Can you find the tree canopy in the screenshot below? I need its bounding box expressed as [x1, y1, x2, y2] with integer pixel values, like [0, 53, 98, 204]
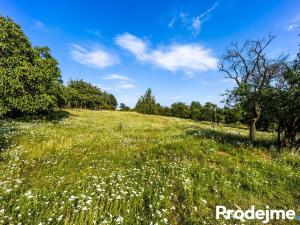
[65, 80, 117, 110]
[135, 88, 158, 114]
[219, 34, 285, 141]
[0, 16, 65, 117]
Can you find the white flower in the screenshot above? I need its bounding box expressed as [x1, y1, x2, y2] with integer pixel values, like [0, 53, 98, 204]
[116, 195, 121, 200]
[69, 195, 77, 201]
[115, 215, 124, 224]
[5, 188, 12, 193]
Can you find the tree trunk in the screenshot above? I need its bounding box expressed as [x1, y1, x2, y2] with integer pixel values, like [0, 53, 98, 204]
[249, 102, 261, 142]
[277, 124, 281, 149]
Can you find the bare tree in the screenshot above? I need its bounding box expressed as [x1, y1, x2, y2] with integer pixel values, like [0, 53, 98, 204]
[219, 34, 284, 142]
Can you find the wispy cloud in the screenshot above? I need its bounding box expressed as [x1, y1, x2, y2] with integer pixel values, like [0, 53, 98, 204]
[33, 20, 48, 32]
[168, 17, 176, 28]
[168, 1, 218, 35]
[70, 44, 119, 69]
[115, 33, 150, 61]
[102, 73, 135, 90]
[117, 81, 135, 89]
[199, 1, 219, 19]
[115, 33, 217, 75]
[285, 13, 300, 31]
[103, 73, 132, 81]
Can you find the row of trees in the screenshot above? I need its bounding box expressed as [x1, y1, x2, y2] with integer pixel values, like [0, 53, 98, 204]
[130, 35, 299, 149]
[66, 80, 117, 110]
[130, 88, 245, 124]
[0, 16, 117, 118]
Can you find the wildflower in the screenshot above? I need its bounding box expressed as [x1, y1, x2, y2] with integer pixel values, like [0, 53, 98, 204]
[5, 188, 12, 193]
[69, 195, 77, 201]
[57, 215, 63, 221]
[115, 215, 123, 224]
[116, 195, 121, 200]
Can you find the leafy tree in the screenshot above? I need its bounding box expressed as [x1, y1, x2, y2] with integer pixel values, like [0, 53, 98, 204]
[219, 34, 285, 141]
[0, 16, 64, 117]
[65, 79, 117, 110]
[262, 54, 300, 149]
[119, 103, 130, 111]
[189, 101, 202, 120]
[223, 105, 244, 124]
[158, 106, 172, 117]
[135, 88, 158, 114]
[201, 102, 217, 122]
[170, 102, 190, 119]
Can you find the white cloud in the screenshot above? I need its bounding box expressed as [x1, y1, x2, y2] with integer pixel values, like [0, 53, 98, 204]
[103, 73, 132, 81]
[285, 13, 300, 31]
[115, 33, 149, 61]
[117, 81, 135, 89]
[170, 2, 218, 35]
[101, 73, 135, 90]
[192, 16, 201, 34]
[97, 81, 135, 92]
[200, 1, 219, 19]
[115, 33, 217, 75]
[285, 25, 296, 31]
[70, 44, 118, 69]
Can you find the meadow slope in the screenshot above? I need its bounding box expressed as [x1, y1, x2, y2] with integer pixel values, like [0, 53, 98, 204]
[0, 109, 299, 225]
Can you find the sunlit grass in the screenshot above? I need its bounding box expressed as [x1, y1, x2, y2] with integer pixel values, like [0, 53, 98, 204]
[0, 109, 299, 224]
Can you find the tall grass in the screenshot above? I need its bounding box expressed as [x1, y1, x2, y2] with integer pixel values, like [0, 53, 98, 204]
[0, 109, 299, 224]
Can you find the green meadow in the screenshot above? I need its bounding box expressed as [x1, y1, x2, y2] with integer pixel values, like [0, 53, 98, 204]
[0, 109, 299, 224]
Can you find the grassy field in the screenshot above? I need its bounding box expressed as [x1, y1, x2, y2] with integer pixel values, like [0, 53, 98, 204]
[0, 109, 299, 224]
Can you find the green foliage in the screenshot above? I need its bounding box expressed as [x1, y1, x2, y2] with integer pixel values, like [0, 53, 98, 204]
[260, 54, 300, 148]
[119, 103, 130, 111]
[0, 16, 65, 118]
[170, 102, 190, 119]
[65, 79, 117, 110]
[135, 88, 158, 114]
[219, 35, 285, 141]
[223, 106, 244, 124]
[189, 101, 202, 120]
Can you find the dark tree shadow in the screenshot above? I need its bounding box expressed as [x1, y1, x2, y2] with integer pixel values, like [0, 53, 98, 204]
[13, 110, 70, 123]
[186, 127, 276, 149]
[222, 124, 248, 130]
[43, 110, 70, 123]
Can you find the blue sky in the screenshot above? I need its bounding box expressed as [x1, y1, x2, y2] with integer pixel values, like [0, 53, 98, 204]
[1, 0, 300, 107]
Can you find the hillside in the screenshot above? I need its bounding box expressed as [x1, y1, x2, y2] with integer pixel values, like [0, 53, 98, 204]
[0, 109, 299, 224]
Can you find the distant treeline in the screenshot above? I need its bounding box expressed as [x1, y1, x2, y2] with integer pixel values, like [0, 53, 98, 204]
[119, 88, 245, 124]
